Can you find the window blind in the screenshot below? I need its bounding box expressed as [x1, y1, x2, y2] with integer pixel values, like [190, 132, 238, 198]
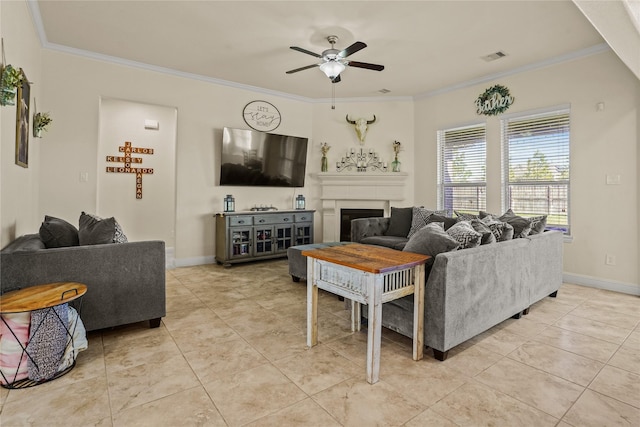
[437, 124, 486, 213]
[502, 109, 570, 233]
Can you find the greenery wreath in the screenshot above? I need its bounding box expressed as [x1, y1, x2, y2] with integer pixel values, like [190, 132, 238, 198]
[475, 84, 514, 116]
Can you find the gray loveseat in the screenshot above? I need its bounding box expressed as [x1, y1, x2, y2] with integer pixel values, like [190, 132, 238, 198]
[351, 213, 563, 360]
[1, 234, 166, 332]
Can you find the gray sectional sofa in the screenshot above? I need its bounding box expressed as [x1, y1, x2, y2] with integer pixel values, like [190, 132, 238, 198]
[350, 211, 563, 360]
[1, 233, 166, 332]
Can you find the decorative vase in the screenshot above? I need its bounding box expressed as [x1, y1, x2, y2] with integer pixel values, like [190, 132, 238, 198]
[391, 156, 401, 172]
[33, 128, 42, 138]
[321, 155, 328, 172]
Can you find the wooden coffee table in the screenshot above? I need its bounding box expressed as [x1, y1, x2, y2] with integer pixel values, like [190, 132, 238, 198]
[303, 243, 430, 384]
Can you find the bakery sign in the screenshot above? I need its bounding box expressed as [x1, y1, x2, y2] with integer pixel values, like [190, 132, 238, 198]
[475, 84, 515, 116]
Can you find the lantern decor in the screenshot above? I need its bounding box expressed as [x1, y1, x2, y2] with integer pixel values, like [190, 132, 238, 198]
[295, 194, 306, 210]
[223, 194, 235, 212]
[320, 142, 330, 172]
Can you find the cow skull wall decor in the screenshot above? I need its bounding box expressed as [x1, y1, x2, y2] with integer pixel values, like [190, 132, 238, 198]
[346, 115, 376, 144]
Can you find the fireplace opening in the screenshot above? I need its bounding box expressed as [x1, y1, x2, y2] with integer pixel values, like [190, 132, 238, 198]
[340, 208, 384, 241]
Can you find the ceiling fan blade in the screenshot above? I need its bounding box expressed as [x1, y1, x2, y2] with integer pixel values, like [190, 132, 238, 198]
[339, 41, 367, 58]
[331, 75, 341, 83]
[290, 46, 322, 58]
[347, 61, 385, 71]
[286, 64, 319, 74]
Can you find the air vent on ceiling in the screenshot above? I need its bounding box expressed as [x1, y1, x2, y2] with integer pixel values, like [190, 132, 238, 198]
[378, 88, 391, 94]
[482, 51, 507, 62]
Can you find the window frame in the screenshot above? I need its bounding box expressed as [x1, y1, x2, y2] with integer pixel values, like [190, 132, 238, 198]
[437, 123, 487, 214]
[501, 105, 571, 234]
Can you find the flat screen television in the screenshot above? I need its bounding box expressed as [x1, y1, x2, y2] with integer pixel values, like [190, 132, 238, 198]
[220, 127, 308, 187]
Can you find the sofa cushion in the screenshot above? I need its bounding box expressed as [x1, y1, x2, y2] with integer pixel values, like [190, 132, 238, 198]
[361, 235, 408, 250]
[39, 216, 79, 248]
[1, 234, 46, 253]
[407, 207, 449, 238]
[446, 221, 482, 249]
[470, 219, 497, 245]
[79, 212, 128, 245]
[403, 222, 459, 268]
[385, 207, 414, 237]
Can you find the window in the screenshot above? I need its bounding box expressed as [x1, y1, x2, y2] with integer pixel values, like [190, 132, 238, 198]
[437, 124, 486, 213]
[502, 108, 570, 233]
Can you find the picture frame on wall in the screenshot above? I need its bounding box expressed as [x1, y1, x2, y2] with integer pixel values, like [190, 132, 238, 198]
[15, 69, 29, 168]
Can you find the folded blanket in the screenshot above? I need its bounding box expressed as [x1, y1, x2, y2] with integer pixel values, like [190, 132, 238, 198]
[27, 304, 69, 382]
[57, 306, 88, 372]
[0, 312, 31, 385]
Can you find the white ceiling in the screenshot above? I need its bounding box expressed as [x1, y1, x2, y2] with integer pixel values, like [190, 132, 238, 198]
[33, 1, 608, 100]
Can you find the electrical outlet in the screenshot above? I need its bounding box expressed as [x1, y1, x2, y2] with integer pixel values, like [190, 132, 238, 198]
[605, 254, 617, 266]
[79, 172, 89, 183]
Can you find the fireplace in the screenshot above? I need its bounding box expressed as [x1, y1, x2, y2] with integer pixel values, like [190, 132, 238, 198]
[317, 172, 408, 242]
[340, 208, 384, 241]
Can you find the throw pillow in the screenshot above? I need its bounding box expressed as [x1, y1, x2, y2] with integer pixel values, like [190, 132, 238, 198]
[407, 207, 449, 238]
[480, 216, 515, 241]
[426, 214, 458, 230]
[528, 214, 548, 235]
[454, 211, 479, 221]
[385, 207, 414, 237]
[39, 215, 79, 248]
[403, 222, 459, 269]
[446, 221, 482, 249]
[78, 212, 128, 245]
[470, 219, 497, 245]
[499, 209, 533, 238]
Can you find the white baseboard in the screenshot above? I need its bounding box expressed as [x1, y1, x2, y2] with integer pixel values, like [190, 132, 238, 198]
[165, 247, 176, 270]
[174, 255, 216, 268]
[563, 272, 639, 296]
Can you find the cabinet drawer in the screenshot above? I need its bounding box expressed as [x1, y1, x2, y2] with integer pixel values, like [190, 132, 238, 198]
[253, 214, 294, 225]
[294, 213, 313, 222]
[229, 216, 253, 226]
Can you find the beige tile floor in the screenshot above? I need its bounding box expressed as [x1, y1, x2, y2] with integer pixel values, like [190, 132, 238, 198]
[1, 259, 638, 426]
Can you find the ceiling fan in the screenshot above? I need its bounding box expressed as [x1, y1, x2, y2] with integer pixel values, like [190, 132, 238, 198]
[286, 35, 384, 83]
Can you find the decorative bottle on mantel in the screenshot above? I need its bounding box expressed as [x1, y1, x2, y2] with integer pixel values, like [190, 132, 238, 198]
[391, 140, 402, 172]
[320, 142, 330, 172]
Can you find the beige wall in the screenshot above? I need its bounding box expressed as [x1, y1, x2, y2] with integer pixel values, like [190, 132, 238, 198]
[2, 0, 638, 293]
[414, 51, 639, 292]
[0, 0, 42, 243]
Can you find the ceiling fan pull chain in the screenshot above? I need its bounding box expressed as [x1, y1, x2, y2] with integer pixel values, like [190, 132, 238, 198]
[332, 83, 336, 110]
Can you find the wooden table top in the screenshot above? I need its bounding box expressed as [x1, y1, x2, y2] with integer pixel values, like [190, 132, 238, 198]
[302, 243, 430, 274]
[0, 282, 87, 314]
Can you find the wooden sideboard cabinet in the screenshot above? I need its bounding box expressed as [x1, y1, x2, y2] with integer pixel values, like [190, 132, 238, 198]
[215, 210, 314, 267]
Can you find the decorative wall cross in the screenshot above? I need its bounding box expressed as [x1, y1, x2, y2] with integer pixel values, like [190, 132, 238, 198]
[106, 141, 154, 199]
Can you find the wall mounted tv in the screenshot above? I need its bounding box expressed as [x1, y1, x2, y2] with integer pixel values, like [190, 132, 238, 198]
[220, 127, 308, 187]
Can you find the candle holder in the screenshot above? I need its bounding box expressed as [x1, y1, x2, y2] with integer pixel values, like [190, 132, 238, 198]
[336, 148, 387, 172]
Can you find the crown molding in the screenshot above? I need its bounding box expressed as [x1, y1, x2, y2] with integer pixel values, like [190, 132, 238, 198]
[28, 1, 611, 105]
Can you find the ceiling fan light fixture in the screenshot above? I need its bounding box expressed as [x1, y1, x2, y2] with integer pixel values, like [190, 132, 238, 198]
[319, 61, 345, 79]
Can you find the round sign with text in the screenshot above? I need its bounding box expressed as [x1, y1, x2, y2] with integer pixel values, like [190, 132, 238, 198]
[243, 100, 281, 132]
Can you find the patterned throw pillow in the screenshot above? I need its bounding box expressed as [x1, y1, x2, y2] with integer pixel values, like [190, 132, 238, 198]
[446, 221, 482, 249]
[470, 219, 497, 245]
[407, 207, 449, 238]
[454, 211, 479, 221]
[499, 209, 533, 238]
[528, 215, 548, 235]
[480, 216, 514, 241]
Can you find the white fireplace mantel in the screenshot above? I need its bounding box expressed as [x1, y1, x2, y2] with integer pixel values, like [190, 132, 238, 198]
[316, 172, 408, 241]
